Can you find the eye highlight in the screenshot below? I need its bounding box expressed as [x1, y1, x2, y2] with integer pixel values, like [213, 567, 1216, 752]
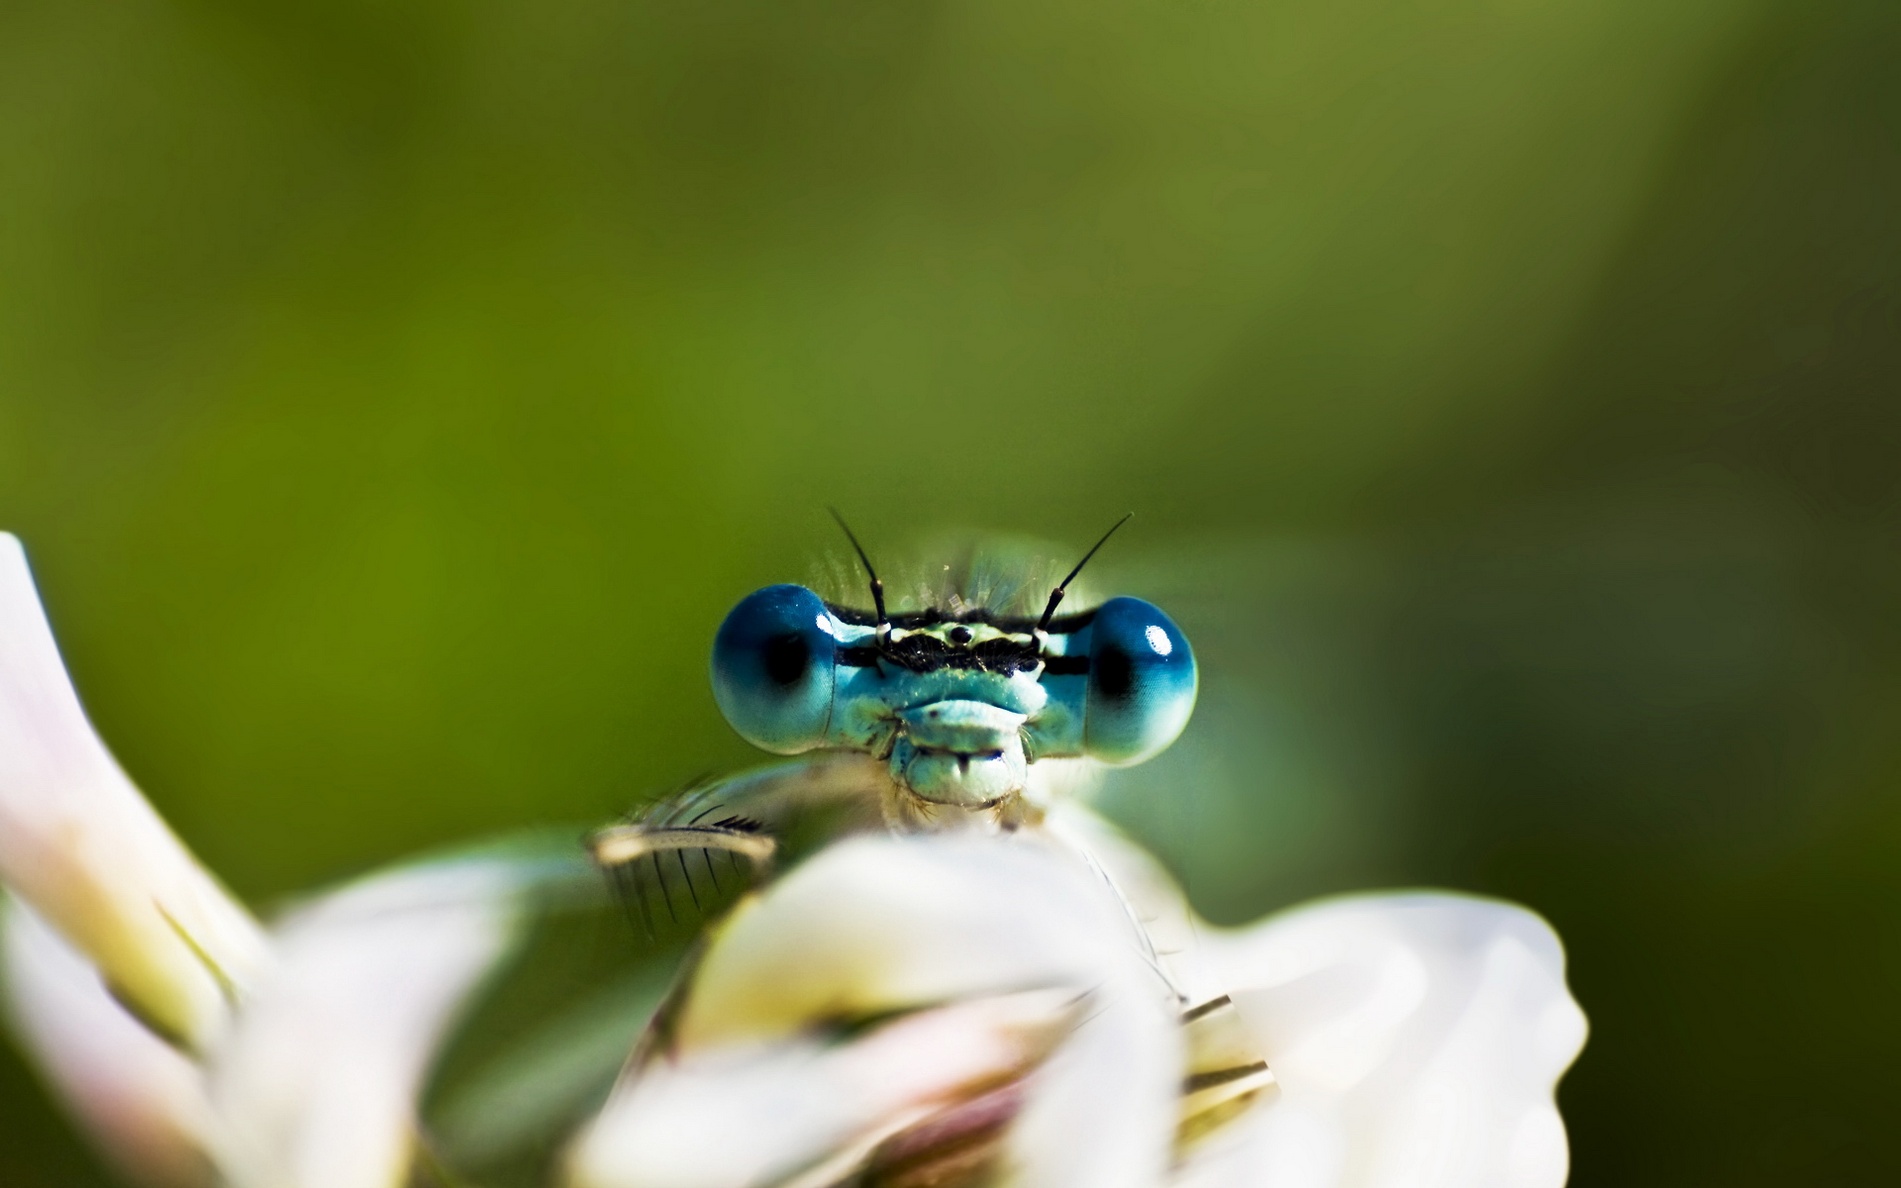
[711, 584, 837, 754]
[1082, 596, 1197, 765]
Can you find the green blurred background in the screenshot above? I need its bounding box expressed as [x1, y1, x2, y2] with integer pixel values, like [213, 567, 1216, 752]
[3, 0, 1899, 1182]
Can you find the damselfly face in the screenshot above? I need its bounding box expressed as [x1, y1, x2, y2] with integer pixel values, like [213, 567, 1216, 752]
[710, 548, 1197, 812]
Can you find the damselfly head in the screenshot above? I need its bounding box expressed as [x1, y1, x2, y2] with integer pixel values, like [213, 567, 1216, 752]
[709, 525, 1197, 812]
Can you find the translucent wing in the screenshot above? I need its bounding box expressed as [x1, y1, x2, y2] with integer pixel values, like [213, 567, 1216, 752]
[586, 753, 892, 940]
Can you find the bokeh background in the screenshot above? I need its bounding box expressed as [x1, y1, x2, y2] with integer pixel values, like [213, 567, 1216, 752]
[4, 0, 1900, 1182]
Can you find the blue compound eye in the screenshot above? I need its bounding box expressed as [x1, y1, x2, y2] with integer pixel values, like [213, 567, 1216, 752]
[711, 584, 837, 754]
[1082, 596, 1197, 765]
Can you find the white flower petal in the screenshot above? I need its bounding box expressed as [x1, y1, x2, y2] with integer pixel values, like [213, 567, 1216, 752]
[0, 534, 268, 1047]
[569, 836, 1181, 1188]
[204, 856, 533, 1188]
[1184, 893, 1588, 1188]
[676, 836, 1139, 1043]
[1, 895, 215, 1188]
[572, 989, 1080, 1188]
[997, 969, 1178, 1188]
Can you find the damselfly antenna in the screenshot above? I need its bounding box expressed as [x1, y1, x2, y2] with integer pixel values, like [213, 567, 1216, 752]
[1037, 513, 1133, 632]
[828, 508, 890, 642]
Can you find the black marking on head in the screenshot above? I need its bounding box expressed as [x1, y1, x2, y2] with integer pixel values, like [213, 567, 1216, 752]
[825, 603, 1097, 634]
[821, 558, 1110, 678]
[837, 632, 1043, 675]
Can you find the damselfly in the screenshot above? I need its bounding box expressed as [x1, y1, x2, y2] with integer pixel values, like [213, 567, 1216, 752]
[586, 516, 1274, 1159]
